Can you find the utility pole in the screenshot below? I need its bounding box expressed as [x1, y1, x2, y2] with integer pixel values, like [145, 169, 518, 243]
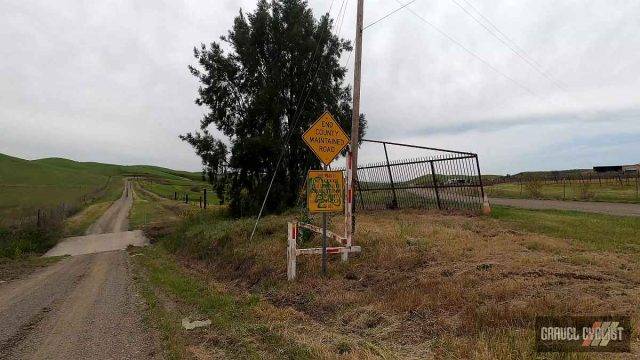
[346, 0, 364, 250]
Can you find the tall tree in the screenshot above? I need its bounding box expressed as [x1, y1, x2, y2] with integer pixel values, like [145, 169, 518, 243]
[182, 0, 366, 216]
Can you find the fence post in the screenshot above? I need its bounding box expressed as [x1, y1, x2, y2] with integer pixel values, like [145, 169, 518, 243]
[174, 191, 177, 200]
[185, 194, 189, 204]
[203, 188, 207, 209]
[382, 143, 398, 209]
[287, 222, 297, 281]
[474, 155, 485, 201]
[429, 161, 442, 210]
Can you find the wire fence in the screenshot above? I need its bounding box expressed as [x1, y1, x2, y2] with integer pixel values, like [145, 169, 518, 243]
[485, 169, 640, 200]
[0, 177, 116, 231]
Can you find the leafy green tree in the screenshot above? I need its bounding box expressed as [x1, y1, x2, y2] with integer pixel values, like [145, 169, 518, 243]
[182, 0, 365, 216]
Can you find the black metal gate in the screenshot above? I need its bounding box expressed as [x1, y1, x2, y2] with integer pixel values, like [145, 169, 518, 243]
[348, 139, 485, 212]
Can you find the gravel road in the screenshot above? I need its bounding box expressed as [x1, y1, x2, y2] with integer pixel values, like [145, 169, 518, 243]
[0, 181, 159, 359]
[490, 197, 640, 217]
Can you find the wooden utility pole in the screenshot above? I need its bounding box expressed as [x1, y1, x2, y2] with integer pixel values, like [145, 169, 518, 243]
[347, 0, 364, 242]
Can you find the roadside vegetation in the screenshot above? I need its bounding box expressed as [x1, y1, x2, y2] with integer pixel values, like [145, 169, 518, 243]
[131, 199, 640, 359]
[487, 180, 640, 203]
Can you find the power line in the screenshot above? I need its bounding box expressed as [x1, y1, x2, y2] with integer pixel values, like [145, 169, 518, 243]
[458, 0, 557, 80]
[450, 0, 568, 91]
[394, 0, 543, 99]
[363, 0, 418, 31]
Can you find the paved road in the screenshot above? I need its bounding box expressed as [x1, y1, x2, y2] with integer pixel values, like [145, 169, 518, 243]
[0, 182, 158, 359]
[490, 197, 640, 217]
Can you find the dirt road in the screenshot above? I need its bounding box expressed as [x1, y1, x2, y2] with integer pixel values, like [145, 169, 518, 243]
[490, 197, 640, 217]
[0, 182, 158, 359]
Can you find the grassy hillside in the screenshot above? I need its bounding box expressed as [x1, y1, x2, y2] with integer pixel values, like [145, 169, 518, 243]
[33, 157, 201, 181]
[0, 152, 202, 221]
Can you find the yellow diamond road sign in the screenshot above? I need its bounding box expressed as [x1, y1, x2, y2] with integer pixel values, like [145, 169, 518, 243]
[302, 111, 350, 166]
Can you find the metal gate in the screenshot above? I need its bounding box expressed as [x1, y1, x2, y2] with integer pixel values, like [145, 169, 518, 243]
[347, 139, 485, 212]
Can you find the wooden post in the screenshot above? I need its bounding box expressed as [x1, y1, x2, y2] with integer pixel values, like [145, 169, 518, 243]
[347, 0, 364, 240]
[322, 165, 328, 275]
[287, 222, 297, 281]
[203, 188, 207, 209]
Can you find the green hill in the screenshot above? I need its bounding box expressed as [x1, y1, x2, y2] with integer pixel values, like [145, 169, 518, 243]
[0, 153, 202, 220]
[32, 157, 201, 182]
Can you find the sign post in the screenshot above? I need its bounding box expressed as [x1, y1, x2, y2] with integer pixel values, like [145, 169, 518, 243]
[307, 168, 345, 275]
[287, 111, 361, 280]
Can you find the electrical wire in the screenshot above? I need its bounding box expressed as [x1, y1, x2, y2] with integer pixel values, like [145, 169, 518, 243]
[363, 0, 418, 31]
[450, 0, 567, 91]
[394, 0, 543, 99]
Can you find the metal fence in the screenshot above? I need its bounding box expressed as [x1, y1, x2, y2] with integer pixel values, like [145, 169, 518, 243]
[344, 139, 485, 212]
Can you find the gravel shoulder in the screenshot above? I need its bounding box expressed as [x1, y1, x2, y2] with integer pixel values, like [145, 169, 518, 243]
[490, 197, 640, 217]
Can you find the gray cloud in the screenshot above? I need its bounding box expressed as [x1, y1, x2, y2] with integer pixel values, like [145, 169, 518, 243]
[0, 0, 639, 174]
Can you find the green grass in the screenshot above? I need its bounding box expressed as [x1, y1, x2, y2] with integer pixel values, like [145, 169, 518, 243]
[491, 205, 640, 253]
[487, 181, 640, 204]
[137, 178, 219, 205]
[129, 185, 179, 230]
[132, 245, 315, 359]
[0, 225, 63, 258]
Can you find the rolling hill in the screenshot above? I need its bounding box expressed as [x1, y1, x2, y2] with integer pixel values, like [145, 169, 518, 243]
[0, 152, 202, 219]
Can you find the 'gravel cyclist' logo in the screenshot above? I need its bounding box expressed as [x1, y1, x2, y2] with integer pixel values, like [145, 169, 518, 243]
[536, 316, 631, 352]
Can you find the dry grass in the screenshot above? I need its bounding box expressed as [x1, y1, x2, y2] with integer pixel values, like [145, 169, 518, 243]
[145, 209, 640, 359]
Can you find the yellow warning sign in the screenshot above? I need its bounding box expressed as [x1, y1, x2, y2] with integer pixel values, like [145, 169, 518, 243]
[307, 170, 345, 213]
[302, 111, 350, 166]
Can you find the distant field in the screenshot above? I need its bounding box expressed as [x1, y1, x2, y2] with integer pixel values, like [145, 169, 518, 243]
[487, 180, 640, 204]
[138, 178, 219, 205]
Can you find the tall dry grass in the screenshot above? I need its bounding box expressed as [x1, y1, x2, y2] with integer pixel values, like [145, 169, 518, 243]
[162, 209, 640, 359]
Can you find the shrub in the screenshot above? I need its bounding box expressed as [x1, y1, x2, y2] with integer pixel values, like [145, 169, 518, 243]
[0, 224, 62, 258]
[524, 180, 543, 198]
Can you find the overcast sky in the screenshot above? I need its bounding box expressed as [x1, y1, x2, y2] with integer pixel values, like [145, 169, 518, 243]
[1, 0, 639, 174]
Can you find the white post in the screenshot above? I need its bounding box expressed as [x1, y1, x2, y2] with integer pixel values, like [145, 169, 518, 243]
[287, 222, 297, 281]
